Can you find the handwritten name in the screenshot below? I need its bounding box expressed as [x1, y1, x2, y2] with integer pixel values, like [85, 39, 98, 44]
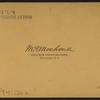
[25, 44, 72, 52]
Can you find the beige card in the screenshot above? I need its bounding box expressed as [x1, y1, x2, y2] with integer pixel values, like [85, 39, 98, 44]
[0, 3, 100, 97]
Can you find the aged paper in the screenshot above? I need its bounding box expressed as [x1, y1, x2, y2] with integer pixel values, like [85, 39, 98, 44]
[0, 3, 100, 97]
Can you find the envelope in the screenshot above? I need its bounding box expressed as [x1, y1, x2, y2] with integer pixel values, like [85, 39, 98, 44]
[0, 3, 100, 97]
